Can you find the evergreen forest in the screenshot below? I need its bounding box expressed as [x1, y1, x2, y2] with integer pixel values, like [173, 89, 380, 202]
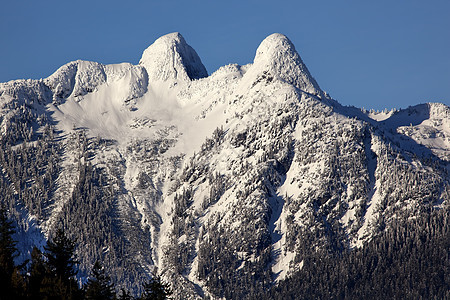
[1, 202, 449, 299]
[0, 206, 172, 300]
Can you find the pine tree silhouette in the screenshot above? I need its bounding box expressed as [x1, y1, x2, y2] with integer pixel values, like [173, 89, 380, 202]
[42, 227, 82, 299]
[140, 274, 172, 300]
[0, 205, 23, 299]
[85, 261, 115, 300]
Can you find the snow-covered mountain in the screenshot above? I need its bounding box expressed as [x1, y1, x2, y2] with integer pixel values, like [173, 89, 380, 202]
[0, 32, 449, 299]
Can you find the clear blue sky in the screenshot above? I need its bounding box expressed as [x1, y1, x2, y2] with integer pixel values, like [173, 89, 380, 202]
[1, 0, 449, 110]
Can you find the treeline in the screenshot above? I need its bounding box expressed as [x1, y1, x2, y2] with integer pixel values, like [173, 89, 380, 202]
[0, 207, 171, 300]
[260, 208, 450, 300]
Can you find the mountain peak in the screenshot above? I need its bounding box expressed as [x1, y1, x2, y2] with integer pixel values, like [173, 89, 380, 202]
[251, 33, 322, 97]
[254, 33, 295, 64]
[139, 32, 207, 82]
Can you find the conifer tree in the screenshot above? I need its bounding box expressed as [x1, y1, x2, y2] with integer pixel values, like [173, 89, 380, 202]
[44, 228, 78, 281]
[0, 205, 23, 299]
[0, 206, 17, 274]
[27, 247, 50, 299]
[140, 274, 172, 300]
[85, 261, 115, 300]
[42, 228, 82, 300]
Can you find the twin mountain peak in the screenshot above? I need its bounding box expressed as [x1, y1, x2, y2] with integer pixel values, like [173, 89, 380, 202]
[1, 31, 449, 299]
[44, 32, 324, 103]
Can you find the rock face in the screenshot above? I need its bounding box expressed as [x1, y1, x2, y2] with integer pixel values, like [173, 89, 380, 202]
[0, 32, 449, 299]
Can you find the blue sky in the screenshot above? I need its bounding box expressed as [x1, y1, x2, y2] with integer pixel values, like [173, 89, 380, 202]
[1, 0, 449, 110]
